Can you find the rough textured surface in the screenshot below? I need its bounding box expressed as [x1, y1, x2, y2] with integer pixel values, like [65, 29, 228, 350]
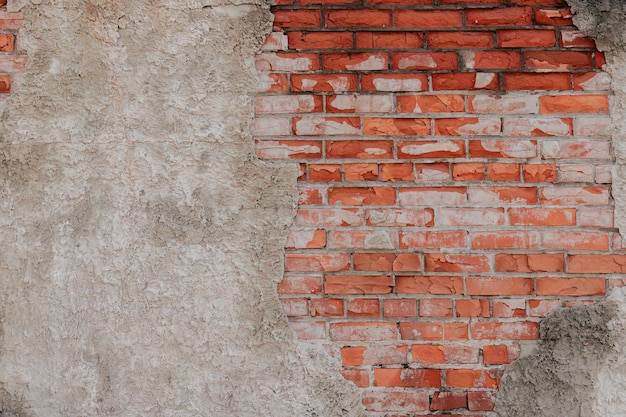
[0, 1, 365, 416]
[567, 0, 626, 238]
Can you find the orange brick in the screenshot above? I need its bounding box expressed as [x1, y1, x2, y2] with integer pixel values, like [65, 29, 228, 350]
[412, 344, 479, 364]
[446, 369, 500, 389]
[397, 140, 465, 159]
[326, 140, 393, 159]
[426, 31, 494, 48]
[503, 72, 571, 90]
[328, 187, 396, 205]
[311, 298, 344, 316]
[400, 322, 443, 340]
[466, 277, 534, 296]
[366, 208, 434, 227]
[492, 299, 526, 318]
[541, 231, 609, 251]
[361, 73, 428, 91]
[323, 52, 388, 70]
[465, 50, 522, 70]
[435, 117, 501, 135]
[308, 164, 342, 182]
[396, 276, 463, 295]
[362, 390, 429, 413]
[392, 52, 458, 70]
[393, 254, 423, 271]
[539, 95, 609, 114]
[341, 369, 369, 387]
[509, 208, 575, 226]
[380, 163, 414, 182]
[397, 94, 464, 113]
[285, 229, 326, 249]
[288, 31, 353, 49]
[488, 163, 520, 181]
[278, 275, 322, 294]
[257, 52, 321, 71]
[424, 254, 491, 273]
[456, 299, 490, 318]
[294, 116, 360, 135]
[345, 163, 378, 181]
[325, 275, 393, 294]
[436, 208, 506, 226]
[292, 73, 358, 92]
[395, 9, 463, 28]
[285, 253, 350, 272]
[400, 230, 467, 249]
[347, 298, 380, 316]
[341, 346, 366, 366]
[296, 208, 363, 227]
[325, 9, 392, 27]
[568, 255, 626, 273]
[433, 73, 499, 91]
[466, 7, 532, 26]
[356, 31, 423, 49]
[471, 231, 539, 249]
[364, 118, 430, 136]
[526, 51, 593, 70]
[330, 321, 397, 341]
[468, 186, 537, 205]
[497, 29, 556, 47]
[384, 299, 418, 317]
[536, 278, 606, 296]
[471, 321, 539, 340]
[354, 253, 396, 271]
[453, 163, 485, 180]
[540, 186, 609, 205]
[523, 164, 557, 182]
[374, 368, 441, 388]
[483, 344, 518, 365]
[529, 299, 562, 317]
[420, 298, 453, 317]
[400, 187, 467, 206]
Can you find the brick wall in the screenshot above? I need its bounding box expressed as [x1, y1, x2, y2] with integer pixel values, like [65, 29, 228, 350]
[254, 0, 618, 415]
[0, 1, 25, 95]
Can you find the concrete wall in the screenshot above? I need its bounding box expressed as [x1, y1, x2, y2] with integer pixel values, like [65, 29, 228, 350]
[0, 1, 364, 416]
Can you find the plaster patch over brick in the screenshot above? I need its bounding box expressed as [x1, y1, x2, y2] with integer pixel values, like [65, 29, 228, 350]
[0, 1, 365, 415]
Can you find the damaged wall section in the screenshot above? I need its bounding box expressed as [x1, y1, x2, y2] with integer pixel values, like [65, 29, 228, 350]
[0, 1, 365, 416]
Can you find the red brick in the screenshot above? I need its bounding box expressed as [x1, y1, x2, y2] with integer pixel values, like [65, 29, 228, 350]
[433, 73, 499, 91]
[329, 187, 396, 205]
[325, 275, 393, 294]
[285, 253, 350, 272]
[444, 322, 469, 341]
[311, 298, 344, 316]
[420, 298, 453, 317]
[256, 52, 321, 71]
[393, 52, 458, 70]
[330, 321, 397, 341]
[384, 299, 418, 317]
[426, 31, 494, 48]
[288, 31, 353, 49]
[492, 299, 526, 318]
[503, 72, 570, 90]
[400, 322, 443, 340]
[397, 140, 465, 159]
[509, 208, 575, 226]
[471, 321, 539, 340]
[327, 94, 393, 113]
[278, 275, 322, 294]
[298, 186, 324, 205]
[415, 163, 450, 181]
[361, 73, 428, 91]
[511, 0, 567, 5]
[296, 0, 360, 4]
[347, 298, 380, 316]
[424, 254, 491, 273]
[466, 7, 532, 26]
[340, 346, 366, 366]
[469, 94, 538, 114]
[296, 208, 363, 227]
[367, 0, 433, 3]
[468, 391, 496, 411]
[0, 33, 13, 52]
[255, 94, 322, 114]
[539, 186, 609, 205]
[255, 140, 322, 159]
[435, 117, 501, 135]
[539, 95, 609, 114]
[273, 9, 321, 28]
[285, 229, 326, 248]
[323, 52, 388, 70]
[561, 30, 596, 48]
[281, 298, 309, 316]
[399, 187, 467, 206]
[453, 163, 485, 180]
[0, 12, 24, 30]
[466, 277, 534, 296]
[574, 73, 612, 91]
[504, 118, 572, 137]
[529, 299, 562, 317]
[456, 299, 490, 318]
[294, 116, 360, 135]
[534, 8, 573, 26]
[396, 276, 463, 295]
[471, 231, 539, 249]
[361, 345, 408, 366]
[468, 186, 537, 205]
[483, 344, 517, 365]
[325, 9, 392, 27]
[497, 29, 556, 47]
[326, 140, 393, 159]
[430, 392, 468, 411]
[523, 164, 557, 182]
[341, 369, 369, 387]
[488, 163, 520, 181]
[437, 207, 506, 226]
[398, 94, 464, 113]
[362, 390, 430, 413]
[374, 368, 441, 388]
[380, 163, 414, 182]
[465, 50, 522, 70]
[536, 278, 606, 296]
[393, 254, 423, 272]
[356, 32, 423, 49]
[261, 73, 288, 92]
[364, 118, 430, 136]
[541, 231, 609, 251]
[366, 208, 434, 227]
[345, 163, 378, 181]
[395, 9, 463, 28]
[412, 344, 479, 364]
[400, 230, 467, 249]
[446, 369, 500, 389]
[354, 253, 396, 271]
[526, 51, 593, 70]
[292, 74, 357, 92]
[309, 164, 342, 182]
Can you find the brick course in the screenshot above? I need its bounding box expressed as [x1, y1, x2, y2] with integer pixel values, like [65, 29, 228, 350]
[257, 0, 614, 414]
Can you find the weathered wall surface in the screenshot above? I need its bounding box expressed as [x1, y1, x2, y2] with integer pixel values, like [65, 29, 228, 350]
[0, 0, 365, 416]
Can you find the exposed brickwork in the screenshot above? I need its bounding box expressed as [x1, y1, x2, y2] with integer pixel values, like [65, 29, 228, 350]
[254, 1, 615, 415]
[0, 3, 26, 95]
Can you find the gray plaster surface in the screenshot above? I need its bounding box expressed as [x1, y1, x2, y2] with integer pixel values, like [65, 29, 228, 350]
[0, 1, 365, 416]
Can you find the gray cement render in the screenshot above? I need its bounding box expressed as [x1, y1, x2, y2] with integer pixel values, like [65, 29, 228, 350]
[0, 0, 365, 415]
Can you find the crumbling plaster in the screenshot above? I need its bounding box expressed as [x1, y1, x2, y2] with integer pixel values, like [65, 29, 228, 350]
[0, 1, 365, 416]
